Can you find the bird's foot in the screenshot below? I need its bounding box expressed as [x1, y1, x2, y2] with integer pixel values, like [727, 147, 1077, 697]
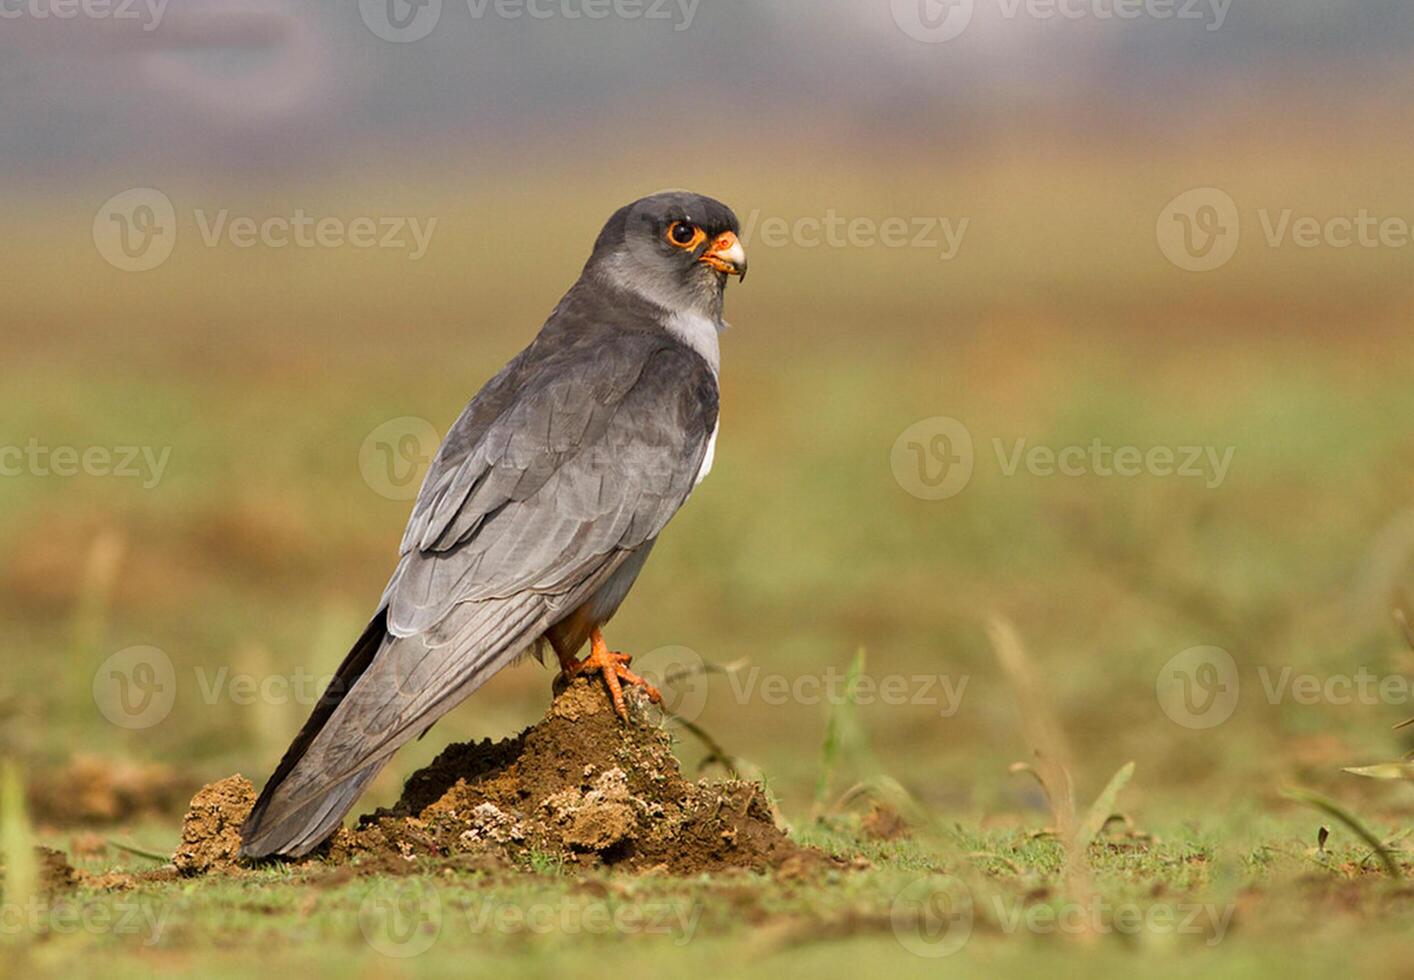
[562, 628, 662, 721]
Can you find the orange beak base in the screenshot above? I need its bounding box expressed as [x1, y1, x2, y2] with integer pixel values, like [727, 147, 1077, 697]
[699, 231, 748, 281]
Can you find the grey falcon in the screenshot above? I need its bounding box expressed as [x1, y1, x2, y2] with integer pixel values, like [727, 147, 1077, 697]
[240, 191, 747, 859]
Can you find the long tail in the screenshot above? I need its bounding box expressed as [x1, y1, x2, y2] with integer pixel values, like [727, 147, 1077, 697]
[239, 611, 390, 859]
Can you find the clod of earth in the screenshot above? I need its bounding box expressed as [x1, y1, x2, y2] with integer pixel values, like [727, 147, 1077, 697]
[177, 678, 828, 877]
[0, 847, 79, 895]
[173, 774, 256, 876]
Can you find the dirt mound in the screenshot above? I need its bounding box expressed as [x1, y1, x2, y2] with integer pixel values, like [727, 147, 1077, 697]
[177, 678, 823, 877]
[173, 774, 256, 876]
[29, 755, 194, 826]
[0, 847, 78, 895]
[334, 677, 816, 875]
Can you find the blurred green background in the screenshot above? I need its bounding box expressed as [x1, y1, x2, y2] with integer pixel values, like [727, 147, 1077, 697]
[2, 1, 1413, 974]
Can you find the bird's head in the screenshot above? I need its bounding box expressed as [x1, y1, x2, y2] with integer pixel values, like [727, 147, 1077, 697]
[587, 191, 747, 321]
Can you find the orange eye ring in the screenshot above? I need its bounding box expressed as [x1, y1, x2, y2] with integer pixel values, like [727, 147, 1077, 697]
[666, 221, 706, 251]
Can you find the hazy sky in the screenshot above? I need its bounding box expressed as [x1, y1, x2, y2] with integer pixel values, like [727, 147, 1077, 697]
[2, 0, 1409, 177]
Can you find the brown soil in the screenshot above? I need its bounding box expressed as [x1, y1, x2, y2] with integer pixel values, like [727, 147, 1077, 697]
[173, 774, 256, 876]
[0, 847, 79, 895]
[860, 802, 911, 841]
[175, 678, 826, 877]
[29, 755, 194, 827]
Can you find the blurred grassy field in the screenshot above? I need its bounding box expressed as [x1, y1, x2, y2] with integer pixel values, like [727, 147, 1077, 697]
[2, 137, 1413, 975]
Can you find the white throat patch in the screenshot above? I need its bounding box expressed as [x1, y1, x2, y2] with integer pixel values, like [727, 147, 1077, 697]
[598, 249, 724, 376]
[664, 311, 722, 377]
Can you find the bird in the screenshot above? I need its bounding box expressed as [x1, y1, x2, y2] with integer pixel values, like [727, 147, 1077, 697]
[239, 191, 747, 859]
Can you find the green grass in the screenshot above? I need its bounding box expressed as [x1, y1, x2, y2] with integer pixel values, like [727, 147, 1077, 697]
[7, 814, 1412, 979]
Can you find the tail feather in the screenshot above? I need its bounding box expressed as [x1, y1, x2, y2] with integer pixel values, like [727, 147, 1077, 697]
[239, 611, 388, 858]
[241, 762, 383, 859]
[240, 592, 551, 859]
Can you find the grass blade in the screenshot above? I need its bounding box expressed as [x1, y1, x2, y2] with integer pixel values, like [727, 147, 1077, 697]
[811, 648, 867, 819]
[1078, 761, 1136, 850]
[1282, 787, 1401, 878]
[0, 760, 39, 946]
[1342, 763, 1414, 781]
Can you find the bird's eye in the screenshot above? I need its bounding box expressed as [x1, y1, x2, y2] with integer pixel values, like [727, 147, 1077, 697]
[666, 221, 703, 249]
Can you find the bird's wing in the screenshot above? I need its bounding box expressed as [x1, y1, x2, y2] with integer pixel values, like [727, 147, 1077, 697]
[385, 328, 713, 632]
[242, 331, 718, 852]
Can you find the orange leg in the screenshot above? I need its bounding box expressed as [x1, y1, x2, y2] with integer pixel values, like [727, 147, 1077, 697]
[560, 628, 662, 721]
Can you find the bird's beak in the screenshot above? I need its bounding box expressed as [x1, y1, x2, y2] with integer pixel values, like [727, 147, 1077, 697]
[700, 231, 748, 282]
